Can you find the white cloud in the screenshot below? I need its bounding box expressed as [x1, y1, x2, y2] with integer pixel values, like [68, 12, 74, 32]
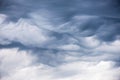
[0, 14, 52, 47]
[0, 14, 7, 24]
[0, 48, 120, 80]
[58, 44, 80, 50]
[78, 36, 101, 48]
[95, 40, 120, 53]
[0, 48, 55, 80]
[0, 48, 35, 78]
[53, 61, 120, 80]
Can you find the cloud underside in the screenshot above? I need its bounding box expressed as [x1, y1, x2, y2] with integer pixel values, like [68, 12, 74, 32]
[0, 0, 120, 80]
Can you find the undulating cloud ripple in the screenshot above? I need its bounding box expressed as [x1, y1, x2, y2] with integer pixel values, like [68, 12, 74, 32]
[0, 0, 120, 80]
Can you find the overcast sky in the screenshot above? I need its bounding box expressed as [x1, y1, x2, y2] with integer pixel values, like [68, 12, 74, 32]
[0, 0, 120, 80]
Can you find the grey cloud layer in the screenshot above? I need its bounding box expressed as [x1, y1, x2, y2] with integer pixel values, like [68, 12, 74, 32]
[0, 0, 120, 65]
[0, 0, 120, 21]
[0, 15, 120, 64]
[0, 0, 120, 80]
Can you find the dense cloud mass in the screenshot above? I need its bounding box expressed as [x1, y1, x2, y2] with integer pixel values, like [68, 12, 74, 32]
[0, 0, 120, 80]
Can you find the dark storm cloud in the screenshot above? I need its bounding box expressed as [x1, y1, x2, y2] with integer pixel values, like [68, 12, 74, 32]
[0, 0, 120, 21]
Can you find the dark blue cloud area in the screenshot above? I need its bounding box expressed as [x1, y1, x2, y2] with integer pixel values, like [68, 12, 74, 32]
[0, 0, 120, 20]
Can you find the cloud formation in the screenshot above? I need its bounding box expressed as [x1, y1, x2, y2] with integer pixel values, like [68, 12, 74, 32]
[0, 48, 120, 80]
[0, 0, 120, 80]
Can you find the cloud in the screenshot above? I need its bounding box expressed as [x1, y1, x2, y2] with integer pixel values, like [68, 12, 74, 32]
[0, 48, 35, 79]
[0, 14, 52, 47]
[53, 61, 120, 80]
[0, 49, 120, 80]
[0, 13, 120, 66]
[0, 0, 120, 80]
[0, 0, 120, 22]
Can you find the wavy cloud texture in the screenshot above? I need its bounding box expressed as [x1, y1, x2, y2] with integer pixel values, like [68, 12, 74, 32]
[0, 0, 120, 80]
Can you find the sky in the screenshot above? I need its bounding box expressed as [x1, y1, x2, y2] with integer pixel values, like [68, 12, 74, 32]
[0, 0, 120, 80]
